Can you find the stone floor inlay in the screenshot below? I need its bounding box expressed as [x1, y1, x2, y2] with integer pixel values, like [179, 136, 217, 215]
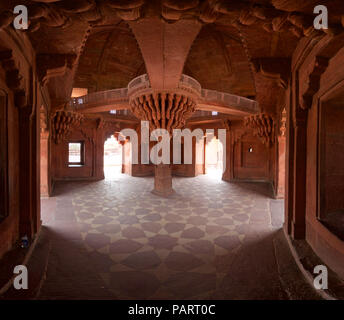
[39, 174, 286, 300]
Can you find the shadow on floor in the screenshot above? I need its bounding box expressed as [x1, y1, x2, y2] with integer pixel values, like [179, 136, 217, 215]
[35, 176, 301, 299]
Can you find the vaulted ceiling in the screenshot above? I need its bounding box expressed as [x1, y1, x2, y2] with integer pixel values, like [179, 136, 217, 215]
[1, 0, 344, 109]
[74, 23, 146, 92]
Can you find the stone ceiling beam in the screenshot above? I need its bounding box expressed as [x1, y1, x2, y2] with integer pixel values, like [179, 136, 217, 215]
[129, 17, 201, 90]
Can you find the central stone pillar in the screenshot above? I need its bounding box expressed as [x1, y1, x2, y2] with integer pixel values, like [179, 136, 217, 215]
[130, 91, 198, 197]
[152, 164, 174, 197]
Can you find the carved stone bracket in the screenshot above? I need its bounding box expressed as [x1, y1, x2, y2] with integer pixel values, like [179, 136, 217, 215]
[300, 56, 329, 110]
[130, 92, 196, 134]
[51, 110, 84, 144]
[37, 54, 77, 85]
[252, 58, 291, 89]
[244, 113, 275, 146]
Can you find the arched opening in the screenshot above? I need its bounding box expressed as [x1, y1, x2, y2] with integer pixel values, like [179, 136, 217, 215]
[40, 105, 50, 198]
[104, 135, 123, 180]
[205, 135, 223, 179]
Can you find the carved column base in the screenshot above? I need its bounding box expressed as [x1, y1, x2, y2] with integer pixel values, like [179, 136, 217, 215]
[152, 164, 175, 197]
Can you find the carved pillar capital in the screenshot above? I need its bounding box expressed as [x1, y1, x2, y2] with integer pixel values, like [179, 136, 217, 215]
[244, 113, 275, 146]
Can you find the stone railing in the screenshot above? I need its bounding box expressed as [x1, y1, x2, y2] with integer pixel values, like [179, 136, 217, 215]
[179, 74, 202, 96]
[71, 88, 128, 110]
[69, 75, 258, 116]
[127, 74, 150, 96]
[200, 89, 259, 113]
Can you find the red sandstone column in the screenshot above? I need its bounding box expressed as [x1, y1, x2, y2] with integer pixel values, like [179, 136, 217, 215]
[40, 131, 50, 197]
[152, 164, 174, 197]
[276, 135, 286, 199]
[222, 129, 231, 181]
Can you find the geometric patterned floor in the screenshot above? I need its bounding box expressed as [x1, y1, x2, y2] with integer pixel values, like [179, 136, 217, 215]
[39, 173, 286, 299]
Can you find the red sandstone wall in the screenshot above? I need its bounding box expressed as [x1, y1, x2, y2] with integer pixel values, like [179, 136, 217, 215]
[0, 78, 19, 259]
[51, 119, 105, 181]
[0, 30, 41, 258]
[230, 123, 272, 182]
[320, 103, 344, 215]
[289, 36, 344, 279]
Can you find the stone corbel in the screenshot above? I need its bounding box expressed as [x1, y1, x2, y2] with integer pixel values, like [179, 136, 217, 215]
[51, 110, 84, 144]
[36, 54, 77, 86]
[107, 0, 145, 21]
[244, 113, 275, 146]
[300, 56, 329, 110]
[252, 58, 291, 89]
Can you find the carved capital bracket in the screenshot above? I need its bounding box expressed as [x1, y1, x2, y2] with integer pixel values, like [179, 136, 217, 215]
[37, 54, 77, 86]
[51, 110, 84, 144]
[130, 91, 197, 134]
[244, 113, 275, 146]
[252, 58, 291, 89]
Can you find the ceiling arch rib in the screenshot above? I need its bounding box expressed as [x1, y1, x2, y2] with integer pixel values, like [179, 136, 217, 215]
[73, 22, 146, 93]
[128, 17, 201, 90]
